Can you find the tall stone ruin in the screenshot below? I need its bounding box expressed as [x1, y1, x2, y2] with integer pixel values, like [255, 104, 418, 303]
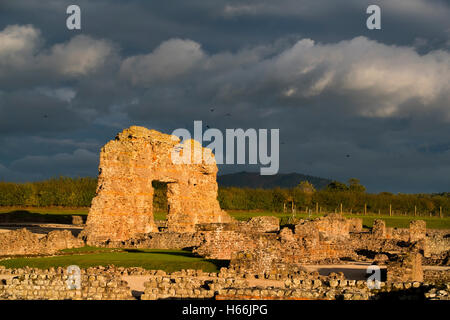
[84, 126, 232, 243]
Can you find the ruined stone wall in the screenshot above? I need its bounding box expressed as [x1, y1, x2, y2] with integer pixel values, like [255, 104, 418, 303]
[372, 220, 428, 242]
[215, 215, 358, 272]
[313, 214, 350, 240]
[0, 229, 84, 256]
[410, 220, 427, 242]
[242, 216, 280, 233]
[194, 230, 272, 260]
[372, 220, 386, 239]
[84, 126, 232, 243]
[195, 215, 394, 263]
[347, 218, 363, 233]
[389, 228, 410, 241]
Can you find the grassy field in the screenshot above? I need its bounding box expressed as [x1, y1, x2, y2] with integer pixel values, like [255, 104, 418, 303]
[0, 207, 449, 229]
[0, 248, 228, 272]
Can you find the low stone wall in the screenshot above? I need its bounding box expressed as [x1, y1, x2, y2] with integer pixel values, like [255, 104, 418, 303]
[141, 269, 248, 300]
[0, 228, 84, 256]
[0, 265, 448, 300]
[387, 252, 423, 282]
[139, 268, 449, 300]
[0, 267, 133, 300]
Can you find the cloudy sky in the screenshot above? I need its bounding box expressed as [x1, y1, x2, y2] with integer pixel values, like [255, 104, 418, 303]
[0, 0, 449, 193]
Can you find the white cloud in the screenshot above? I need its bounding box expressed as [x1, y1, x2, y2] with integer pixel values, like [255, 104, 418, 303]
[0, 24, 40, 72]
[120, 38, 205, 85]
[121, 35, 450, 119]
[40, 35, 114, 76]
[0, 25, 115, 80]
[268, 36, 450, 117]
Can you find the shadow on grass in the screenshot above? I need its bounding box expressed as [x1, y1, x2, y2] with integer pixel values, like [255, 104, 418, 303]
[122, 248, 230, 271]
[124, 249, 196, 258]
[0, 210, 83, 224]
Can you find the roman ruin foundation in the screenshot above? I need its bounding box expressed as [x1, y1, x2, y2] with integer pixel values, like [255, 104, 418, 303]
[0, 126, 448, 300]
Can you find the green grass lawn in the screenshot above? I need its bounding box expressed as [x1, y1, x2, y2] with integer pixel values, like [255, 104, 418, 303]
[0, 248, 228, 272]
[1, 207, 449, 229]
[348, 215, 450, 229]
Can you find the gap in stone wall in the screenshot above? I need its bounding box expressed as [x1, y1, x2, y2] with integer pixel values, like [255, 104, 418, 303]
[152, 181, 169, 221]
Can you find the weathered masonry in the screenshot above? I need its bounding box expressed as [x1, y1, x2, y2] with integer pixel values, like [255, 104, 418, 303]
[84, 126, 232, 243]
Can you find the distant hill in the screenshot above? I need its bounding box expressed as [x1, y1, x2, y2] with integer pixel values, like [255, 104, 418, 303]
[217, 171, 332, 190]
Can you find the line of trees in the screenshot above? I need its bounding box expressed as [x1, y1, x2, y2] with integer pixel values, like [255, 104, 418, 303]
[0, 177, 448, 216]
[0, 177, 97, 207]
[219, 179, 449, 216]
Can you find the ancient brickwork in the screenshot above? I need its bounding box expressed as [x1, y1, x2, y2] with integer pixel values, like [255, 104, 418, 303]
[0, 228, 83, 256]
[84, 126, 232, 243]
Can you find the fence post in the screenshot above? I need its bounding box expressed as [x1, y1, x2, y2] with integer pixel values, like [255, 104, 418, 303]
[340, 203, 343, 215]
[389, 204, 392, 217]
[364, 203, 367, 215]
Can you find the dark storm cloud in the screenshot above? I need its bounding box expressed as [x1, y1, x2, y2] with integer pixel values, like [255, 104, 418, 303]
[1, 0, 449, 52]
[0, 0, 449, 193]
[0, 90, 88, 135]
